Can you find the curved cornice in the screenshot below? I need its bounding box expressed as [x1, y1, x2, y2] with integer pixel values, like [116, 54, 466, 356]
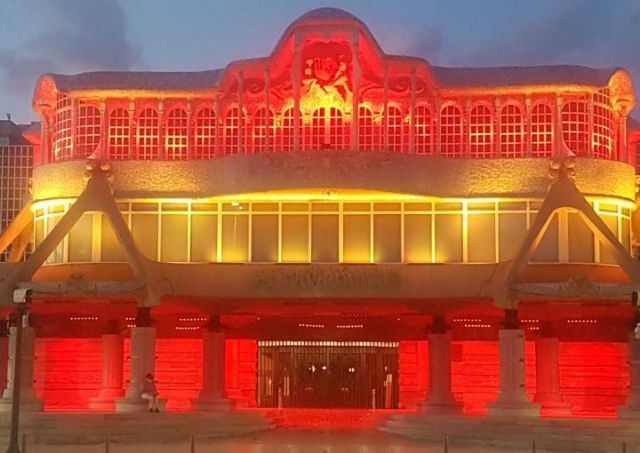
[31, 154, 637, 203]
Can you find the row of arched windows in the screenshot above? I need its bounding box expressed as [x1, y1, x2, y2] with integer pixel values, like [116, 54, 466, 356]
[49, 96, 618, 162]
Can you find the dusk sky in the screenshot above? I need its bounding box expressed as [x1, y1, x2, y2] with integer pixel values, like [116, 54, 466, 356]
[1, 0, 639, 123]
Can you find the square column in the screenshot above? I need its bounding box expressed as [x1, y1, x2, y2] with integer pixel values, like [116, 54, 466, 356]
[420, 317, 462, 414]
[115, 318, 157, 412]
[0, 326, 43, 412]
[192, 316, 233, 411]
[534, 333, 572, 416]
[89, 333, 125, 410]
[487, 329, 540, 416]
[618, 332, 640, 418]
[487, 310, 540, 416]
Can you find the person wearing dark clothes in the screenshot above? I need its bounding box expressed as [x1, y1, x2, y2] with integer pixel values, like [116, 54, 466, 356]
[141, 373, 160, 412]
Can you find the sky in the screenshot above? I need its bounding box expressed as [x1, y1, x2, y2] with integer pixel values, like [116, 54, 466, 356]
[1, 0, 639, 123]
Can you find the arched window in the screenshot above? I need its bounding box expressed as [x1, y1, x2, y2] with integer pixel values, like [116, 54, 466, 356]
[499, 104, 524, 157]
[75, 103, 101, 158]
[440, 105, 464, 157]
[414, 105, 433, 155]
[275, 108, 295, 152]
[249, 108, 274, 153]
[387, 106, 405, 152]
[165, 108, 188, 160]
[136, 108, 160, 160]
[193, 107, 216, 159]
[223, 107, 241, 155]
[53, 93, 73, 161]
[531, 104, 553, 158]
[108, 108, 130, 160]
[358, 105, 381, 151]
[593, 89, 615, 159]
[469, 104, 493, 158]
[328, 107, 346, 149]
[562, 99, 588, 156]
[305, 108, 325, 151]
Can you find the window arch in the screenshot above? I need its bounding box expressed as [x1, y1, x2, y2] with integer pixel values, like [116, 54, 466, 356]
[165, 108, 188, 160]
[531, 103, 553, 158]
[304, 108, 325, 151]
[275, 108, 295, 152]
[358, 105, 381, 151]
[414, 105, 433, 155]
[328, 107, 346, 149]
[53, 93, 73, 161]
[387, 106, 405, 152]
[223, 107, 241, 155]
[593, 89, 615, 159]
[136, 108, 160, 160]
[193, 107, 216, 159]
[469, 104, 493, 158]
[108, 107, 130, 160]
[440, 104, 464, 157]
[249, 108, 275, 153]
[562, 99, 588, 156]
[499, 104, 524, 157]
[75, 103, 101, 158]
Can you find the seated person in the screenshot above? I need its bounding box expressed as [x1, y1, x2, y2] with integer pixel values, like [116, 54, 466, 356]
[141, 373, 160, 412]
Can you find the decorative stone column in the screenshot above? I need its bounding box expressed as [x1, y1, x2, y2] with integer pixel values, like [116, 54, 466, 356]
[116, 308, 157, 412]
[192, 316, 233, 411]
[421, 316, 462, 414]
[0, 316, 44, 412]
[618, 330, 640, 419]
[487, 309, 540, 416]
[89, 321, 125, 410]
[533, 324, 571, 415]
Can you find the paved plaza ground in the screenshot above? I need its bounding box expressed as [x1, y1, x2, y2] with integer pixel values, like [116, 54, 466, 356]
[0, 430, 542, 453]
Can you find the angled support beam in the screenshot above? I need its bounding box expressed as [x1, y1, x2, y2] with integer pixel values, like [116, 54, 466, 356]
[0, 163, 167, 307]
[0, 201, 33, 257]
[8, 222, 33, 263]
[491, 163, 640, 308]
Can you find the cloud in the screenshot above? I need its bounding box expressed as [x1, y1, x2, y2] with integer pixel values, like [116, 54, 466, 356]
[0, 0, 140, 116]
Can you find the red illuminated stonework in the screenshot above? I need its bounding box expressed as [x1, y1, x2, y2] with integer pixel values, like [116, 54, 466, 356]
[0, 7, 639, 423]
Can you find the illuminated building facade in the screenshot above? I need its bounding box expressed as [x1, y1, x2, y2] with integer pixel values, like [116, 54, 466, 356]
[1, 8, 640, 416]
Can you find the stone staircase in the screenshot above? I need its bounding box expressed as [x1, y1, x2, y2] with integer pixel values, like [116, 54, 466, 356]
[0, 410, 274, 445]
[379, 414, 640, 452]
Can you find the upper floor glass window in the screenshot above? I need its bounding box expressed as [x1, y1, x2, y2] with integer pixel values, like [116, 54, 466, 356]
[193, 107, 216, 159]
[499, 104, 524, 157]
[75, 103, 101, 158]
[440, 105, 464, 158]
[166, 108, 189, 160]
[469, 104, 493, 158]
[136, 108, 160, 160]
[108, 108, 130, 160]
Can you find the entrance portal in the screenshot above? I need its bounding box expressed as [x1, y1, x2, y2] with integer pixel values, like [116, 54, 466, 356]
[257, 341, 399, 408]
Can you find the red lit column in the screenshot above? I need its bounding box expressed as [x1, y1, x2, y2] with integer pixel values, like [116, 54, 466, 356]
[0, 318, 43, 412]
[192, 316, 234, 411]
[618, 330, 640, 418]
[89, 322, 125, 410]
[487, 309, 540, 416]
[533, 324, 571, 415]
[421, 317, 462, 414]
[116, 308, 157, 412]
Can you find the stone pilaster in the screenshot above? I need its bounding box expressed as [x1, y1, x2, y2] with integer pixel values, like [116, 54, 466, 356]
[0, 324, 43, 412]
[487, 309, 540, 416]
[618, 331, 640, 419]
[533, 326, 571, 415]
[421, 316, 462, 414]
[116, 308, 157, 412]
[192, 316, 233, 411]
[89, 330, 125, 410]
